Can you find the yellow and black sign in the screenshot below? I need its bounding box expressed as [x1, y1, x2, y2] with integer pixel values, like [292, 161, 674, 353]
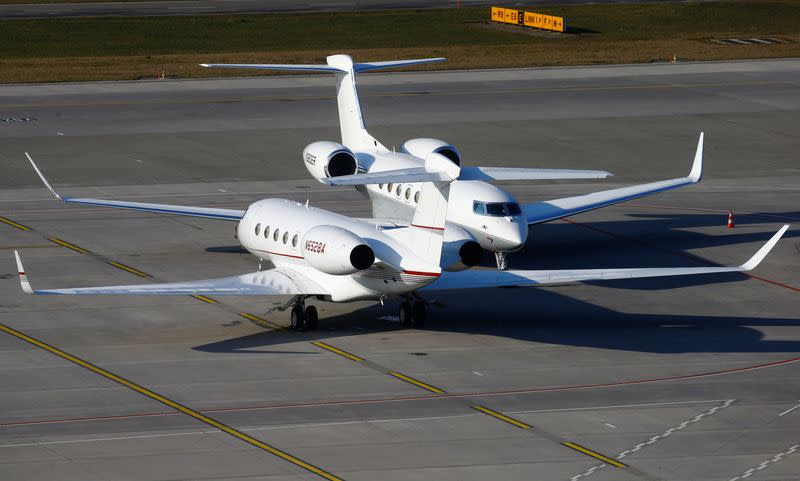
[492, 6, 566, 33]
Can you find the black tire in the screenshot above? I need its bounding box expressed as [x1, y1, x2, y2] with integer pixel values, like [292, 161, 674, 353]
[304, 305, 318, 330]
[411, 301, 426, 327]
[399, 302, 412, 326]
[291, 305, 306, 331]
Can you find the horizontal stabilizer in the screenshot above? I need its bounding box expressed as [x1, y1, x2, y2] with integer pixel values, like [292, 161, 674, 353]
[425, 224, 788, 291]
[460, 166, 612, 181]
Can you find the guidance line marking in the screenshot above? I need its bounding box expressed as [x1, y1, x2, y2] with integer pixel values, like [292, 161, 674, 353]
[192, 294, 218, 304]
[107, 261, 151, 278]
[562, 442, 626, 468]
[239, 312, 283, 330]
[0, 322, 345, 481]
[473, 405, 531, 429]
[0, 216, 31, 231]
[778, 401, 800, 417]
[728, 444, 799, 481]
[311, 341, 364, 362]
[48, 237, 90, 254]
[388, 372, 445, 394]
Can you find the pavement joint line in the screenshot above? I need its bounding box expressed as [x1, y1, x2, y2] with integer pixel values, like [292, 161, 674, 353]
[388, 371, 445, 394]
[106, 261, 151, 278]
[472, 405, 531, 429]
[48, 237, 91, 254]
[311, 341, 364, 362]
[239, 312, 283, 330]
[563, 442, 627, 468]
[0, 321, 346, 481]
[0, 215, 31, 231]
[192, 294, 218, 304]
[1, 80, 790, 109]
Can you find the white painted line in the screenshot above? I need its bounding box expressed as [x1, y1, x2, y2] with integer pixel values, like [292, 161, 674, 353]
[508, 398, 730, 415]
[570, 399, 735, 481]
[728, 444, 799, 481]
[473, 371, 484, 376]
[604, 423, 617, 429]
[748, 38, 773, 45]
[727, 38, 753, 45]
[56, 132, 64, 136]
[778, 401, 800, 417]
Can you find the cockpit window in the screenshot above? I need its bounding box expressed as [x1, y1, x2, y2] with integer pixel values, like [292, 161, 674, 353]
[473, 201, 522, 217]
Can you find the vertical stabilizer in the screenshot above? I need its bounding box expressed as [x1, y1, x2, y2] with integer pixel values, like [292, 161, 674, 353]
[325, 54, 386, 152]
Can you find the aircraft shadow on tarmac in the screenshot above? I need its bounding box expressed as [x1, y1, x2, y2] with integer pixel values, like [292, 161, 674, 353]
[194, 213, 798, 355]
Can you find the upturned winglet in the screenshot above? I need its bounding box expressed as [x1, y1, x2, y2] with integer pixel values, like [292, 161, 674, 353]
[689, 132, 704, 182]
[25, 152, 62, 201]
[14, 250, 34, 294]
[740, 224, 789, 271]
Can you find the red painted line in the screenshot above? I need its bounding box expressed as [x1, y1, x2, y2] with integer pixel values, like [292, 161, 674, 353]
[252, 248, 304, 260]
[4, 355, 798, 428]
[402, 270, 441, 277]
[561, 218, 799, 293]
[411, 224, 445, 231]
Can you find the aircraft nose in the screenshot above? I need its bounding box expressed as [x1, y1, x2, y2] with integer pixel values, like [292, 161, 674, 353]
[509, 218, 528, 250]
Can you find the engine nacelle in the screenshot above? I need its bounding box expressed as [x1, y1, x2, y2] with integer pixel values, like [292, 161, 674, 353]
[302, 141, 358, 182]
[301, 225, 375, 275]
[441, 224, 483, 272]
[400, 138, 461, 166]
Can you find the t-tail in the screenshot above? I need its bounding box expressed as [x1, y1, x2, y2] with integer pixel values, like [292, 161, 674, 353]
[200, 55, 446, 152]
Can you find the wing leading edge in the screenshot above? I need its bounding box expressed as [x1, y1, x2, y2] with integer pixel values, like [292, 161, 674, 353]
[14, 251, 327, 296]
[25, 153, 245, 222]
[424, 225, 788, 291]
[523, 133, 704, 226]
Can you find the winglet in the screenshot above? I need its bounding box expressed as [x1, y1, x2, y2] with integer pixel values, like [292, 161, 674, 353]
[689, 132, 704, 182]
[740, 224, 789, 271]
[13, 250, 34, 294]
[25, 153, 62, 201]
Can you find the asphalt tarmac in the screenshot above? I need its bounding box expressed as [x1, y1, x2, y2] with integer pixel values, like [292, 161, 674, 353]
[0, 0, 694, 19]
[0, 59, 798, 481]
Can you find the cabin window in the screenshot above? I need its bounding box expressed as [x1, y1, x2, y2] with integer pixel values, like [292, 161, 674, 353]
[273, 228, 280, 241]
[404, 187, 411, 200]
[414, 191, 420, 203]
[254, 223, 261, 236]
[263, 226, 270, 238]
[387, 183, 393, 192]
[282, 231, 289, 244]
[395, 184, 402, 196]
[378, 184, 384, 190]
[292, 234, 298, 247]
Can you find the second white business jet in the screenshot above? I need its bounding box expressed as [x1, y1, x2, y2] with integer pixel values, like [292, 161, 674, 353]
[14, 153, 787, 330]
[201, 55, 703, 269]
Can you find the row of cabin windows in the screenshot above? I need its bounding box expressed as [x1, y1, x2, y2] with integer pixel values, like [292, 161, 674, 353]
[254, 223, 299, 248]
[377, 183, 421, 203]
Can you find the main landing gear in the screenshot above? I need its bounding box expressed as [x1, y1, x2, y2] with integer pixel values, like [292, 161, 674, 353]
[399, 297, 427, 328]
[290, 298, 318, 331]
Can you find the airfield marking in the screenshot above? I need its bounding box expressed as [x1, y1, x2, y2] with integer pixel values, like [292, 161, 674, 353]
[728, 443, 799, 481]
[389, 372, 446, 394]
[562, 442, 627, 468]
[778, 400, 800, 417]
[107, 261, 151, 278]
[239, 312, 283, 330]
[48, 237, 91, 254]
[191, 294, 218, 304]
[312, 341, 364, 362]
[0, 215, 31, 231]
[472, 405, 532, 429]
[0, 80, 790, 109]
[0, 321, 346, 481]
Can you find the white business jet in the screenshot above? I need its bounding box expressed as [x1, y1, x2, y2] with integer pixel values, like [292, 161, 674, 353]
[201, 55, 704, 269]
[14, 153, 788, 330]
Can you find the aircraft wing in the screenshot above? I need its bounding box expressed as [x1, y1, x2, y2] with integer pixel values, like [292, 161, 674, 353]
[14, 251, 327, 296]
[460, 167, 612, 181]
[25, 153, 245, 221]
[523, 133, 704, 226]
[424, 225, 788, 291]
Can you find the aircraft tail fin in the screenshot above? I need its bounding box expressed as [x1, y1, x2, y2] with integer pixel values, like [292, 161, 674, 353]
[201, 55, 445, 152]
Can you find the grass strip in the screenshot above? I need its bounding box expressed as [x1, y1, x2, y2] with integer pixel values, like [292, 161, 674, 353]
[1, 1, 798, 83]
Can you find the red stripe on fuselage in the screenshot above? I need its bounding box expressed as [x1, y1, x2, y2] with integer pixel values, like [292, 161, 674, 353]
[402, 270, 441, 277]
[252, 248, 304, 260]
[411, 224, 445, 231]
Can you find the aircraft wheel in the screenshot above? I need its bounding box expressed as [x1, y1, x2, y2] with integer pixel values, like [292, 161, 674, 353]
[411, 301, 426, 327]
[399, 301, 412, 327]
[304, 305, 318, 330]
[291, 305, 306, 331]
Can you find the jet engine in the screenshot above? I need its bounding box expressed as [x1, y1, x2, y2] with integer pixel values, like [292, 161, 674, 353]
[440, 224, 483, 271]
[301, 225, 375, 275]
[303, 141, 359, 182]
[400, 138, 461, 166]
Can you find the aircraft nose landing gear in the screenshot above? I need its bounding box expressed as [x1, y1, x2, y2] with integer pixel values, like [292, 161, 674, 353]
[399, 297, 427, 328]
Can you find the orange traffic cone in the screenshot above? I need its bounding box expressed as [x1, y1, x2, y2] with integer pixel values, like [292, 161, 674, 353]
[727, 211, 735, 228]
